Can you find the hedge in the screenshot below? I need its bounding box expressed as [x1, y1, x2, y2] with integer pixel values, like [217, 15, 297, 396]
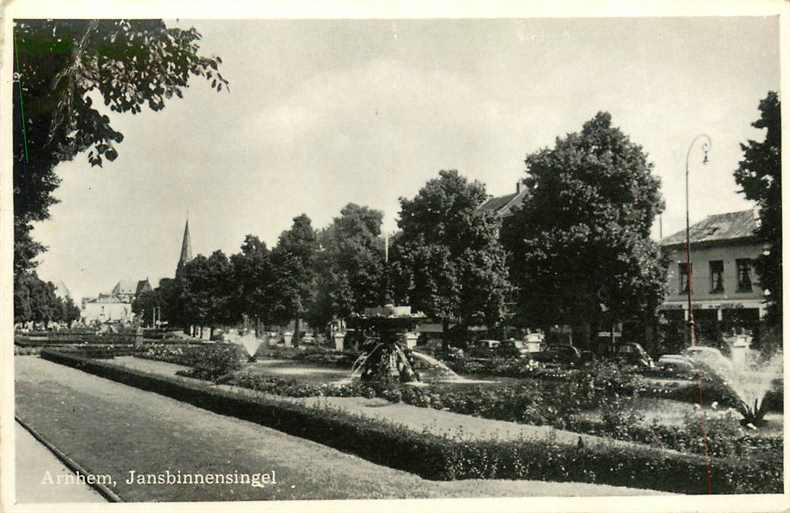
[15, 335, 137, 346]
[39, 350, 780, 494]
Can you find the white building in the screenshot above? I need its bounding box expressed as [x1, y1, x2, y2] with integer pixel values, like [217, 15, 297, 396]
[81, 279, 146, 324]
[81, 294, 133, 324]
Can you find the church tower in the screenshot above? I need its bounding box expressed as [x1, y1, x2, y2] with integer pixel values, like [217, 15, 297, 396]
[176, 218, 193, 275]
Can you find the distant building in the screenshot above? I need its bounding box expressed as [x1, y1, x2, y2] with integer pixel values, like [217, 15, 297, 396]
[136, 278, 153, 296]
[478, 181, 529, 218]
[110, 280, 138, 303]
[659, 209, 767, 338]
[474, 181, 530, 336]
[176, 218, 193, 275]
[82, 278, 151, 324]
[53, 280, 72, 301]
[81, 294, 134, 324]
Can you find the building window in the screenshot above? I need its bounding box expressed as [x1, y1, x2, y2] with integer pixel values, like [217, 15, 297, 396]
[709, 261, 724, 293]
[737, 259, 753, 291]
[679, 263, 691, 294]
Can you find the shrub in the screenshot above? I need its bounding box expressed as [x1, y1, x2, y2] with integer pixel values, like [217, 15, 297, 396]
[177, 344, 244, 381]
[233, 373, 372, 398]
[597, 396, 646, 440]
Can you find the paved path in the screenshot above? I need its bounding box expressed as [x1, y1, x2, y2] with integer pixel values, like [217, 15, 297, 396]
[15, 423, 106, 503]
[15, 356, 667, 501]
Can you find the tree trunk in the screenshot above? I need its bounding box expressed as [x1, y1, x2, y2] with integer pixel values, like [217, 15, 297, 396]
[294, 318, 301, 344]
[442, 318, 450, 351]
[573, 322, 591, 350]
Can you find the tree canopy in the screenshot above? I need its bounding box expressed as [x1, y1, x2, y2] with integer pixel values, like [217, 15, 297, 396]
[501, 112, 666, 345]
[269, 214, 319, 336]
[229, 235, 276, 326]
[177, 251, 235, 331]
[14, 274, 80, 325]
[13, 20, 227, 322]
[391, 170, 512, 340]
[308, 203, 386, 329]
[734, 91, 782, 326]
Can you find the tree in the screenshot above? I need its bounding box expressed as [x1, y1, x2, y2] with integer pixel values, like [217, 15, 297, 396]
[179, 251, 235, 337]
[308, 204, 386, 330]
[60, 296, 81, 324]
[132, 288, 162, 327]
[391, 170, 512, 347]
[270, 215, 319, 339]
[734, 91, 781, 327]
[501, 112, 666, 348]
[230, 235, 276, 331]
[13, 19, 227, 284]
[157, 277, 182, 328]
[13, 273, 78, 325]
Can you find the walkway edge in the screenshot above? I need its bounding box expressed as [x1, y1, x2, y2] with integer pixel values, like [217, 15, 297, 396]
[15, 416, 123, 503]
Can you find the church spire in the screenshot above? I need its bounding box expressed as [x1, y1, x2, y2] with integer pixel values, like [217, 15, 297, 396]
[176, 218, 192, 274]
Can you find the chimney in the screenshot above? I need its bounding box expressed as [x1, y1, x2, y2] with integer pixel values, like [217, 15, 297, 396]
[752, 207, 762, 229]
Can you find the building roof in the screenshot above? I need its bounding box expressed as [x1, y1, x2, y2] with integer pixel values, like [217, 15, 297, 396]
[479, 192, 518, 212]
[178, 219, 193, 271]
[53, 280, 71, 300]
[660, 209, 758, 247]
[111, 280, 137, 295]
[478, 184, 529, 218]
[84, 294, 130, 305]
[136, 279, 153, 295]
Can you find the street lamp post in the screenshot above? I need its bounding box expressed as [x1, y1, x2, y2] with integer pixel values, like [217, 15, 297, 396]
[685, 134, 711, 346]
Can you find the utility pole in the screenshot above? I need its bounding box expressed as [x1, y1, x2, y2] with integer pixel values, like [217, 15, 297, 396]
[684, 134, 711, 346]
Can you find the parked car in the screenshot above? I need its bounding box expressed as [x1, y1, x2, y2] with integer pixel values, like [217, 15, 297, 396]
[531, 344, 585, 366]
[497, 338, 533, 359]
[300, 334, 317, 345]
[610, 342, 655, 369]
[681, 346, 733, 375]
[467, 339, 501, 359]
[656, 354, 699, 377]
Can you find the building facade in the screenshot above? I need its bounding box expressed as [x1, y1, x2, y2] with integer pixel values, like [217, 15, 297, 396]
[81, 293, 134, 324]
[82, 279, 151, 324]
[659, 209, 767, 341]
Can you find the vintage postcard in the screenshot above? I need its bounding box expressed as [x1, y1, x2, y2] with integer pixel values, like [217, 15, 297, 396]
[1, 1, 787, 512]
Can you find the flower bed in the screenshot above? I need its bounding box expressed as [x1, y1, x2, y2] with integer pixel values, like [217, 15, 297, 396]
[229, 368, 781, 461]
[254, 345, 361, 368]
[15, 335, 137, 346]
[234, 374, 370, 398]
[38, 349, 779, 494]
[135, 343, 213, 366]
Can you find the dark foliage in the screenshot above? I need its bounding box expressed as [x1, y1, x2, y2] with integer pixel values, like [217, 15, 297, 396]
[733, 91, 782, 327]
[13, 20, 227, 292]
[501, 112, 666, 345]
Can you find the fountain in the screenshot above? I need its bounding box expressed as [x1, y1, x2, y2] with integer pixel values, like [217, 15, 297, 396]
[341, 233, 484, 386]
[346, 305, 462, 385]
[692, 339, 783, 428]
[723, 349, 782, 427]
[226, 328, 264, 362]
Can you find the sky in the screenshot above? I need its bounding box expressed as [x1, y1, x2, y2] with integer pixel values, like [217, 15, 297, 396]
[29, 17, 780, 303]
